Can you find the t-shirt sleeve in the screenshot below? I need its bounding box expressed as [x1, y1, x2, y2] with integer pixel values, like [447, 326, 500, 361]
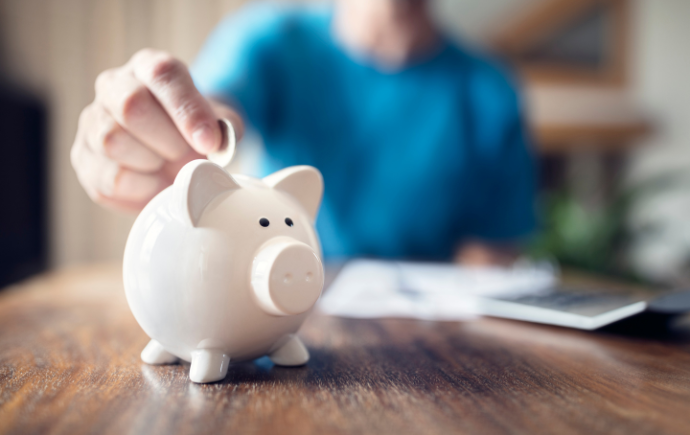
[190, 2, 284, 135]
[467, 62, 538, 242]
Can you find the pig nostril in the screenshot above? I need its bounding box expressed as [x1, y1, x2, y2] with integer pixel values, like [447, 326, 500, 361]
[284, 274, 292, 285]
[305, 272, 313, 282]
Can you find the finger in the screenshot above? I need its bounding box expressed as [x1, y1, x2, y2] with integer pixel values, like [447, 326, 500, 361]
[92, 195, 152, 214]
[84, 103, 165, 173]
[130, 49, 222, 154]
[112, 167, 167, 202]
[103, 126, 166, 173]
[95, 67, 190, 161]
[160, 148, 205, 183]
[71, 131, 114, 200]
[74, 142, 166, 203]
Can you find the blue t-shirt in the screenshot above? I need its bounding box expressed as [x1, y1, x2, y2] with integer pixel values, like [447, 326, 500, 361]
[191, 3, 536, 260]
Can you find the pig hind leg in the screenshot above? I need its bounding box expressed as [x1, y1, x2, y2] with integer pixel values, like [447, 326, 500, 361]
[269, 334, 310, 366]
[141, 339, 179, 365]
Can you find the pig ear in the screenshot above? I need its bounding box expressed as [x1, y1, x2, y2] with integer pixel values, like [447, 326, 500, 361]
[173, 159, 241, 227]
[263, 166, 323, 221]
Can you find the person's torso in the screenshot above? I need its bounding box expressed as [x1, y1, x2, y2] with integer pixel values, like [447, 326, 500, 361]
[200, 6, 530, 260]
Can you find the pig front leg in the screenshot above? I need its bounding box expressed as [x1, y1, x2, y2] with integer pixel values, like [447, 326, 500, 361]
[141, 339, 179, 365]
[189, 349, 230, 383]
[269, 334, 309, 366]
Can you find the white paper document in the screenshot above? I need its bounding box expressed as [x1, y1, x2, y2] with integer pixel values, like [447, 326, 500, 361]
[318, 260, 558, 321]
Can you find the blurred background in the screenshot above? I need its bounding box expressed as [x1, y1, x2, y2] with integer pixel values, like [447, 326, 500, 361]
[1, 0, 689, 288]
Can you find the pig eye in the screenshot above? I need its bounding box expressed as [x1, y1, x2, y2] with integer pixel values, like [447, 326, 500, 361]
[259, 218, 270, 227]
[285, 217, 294, 227]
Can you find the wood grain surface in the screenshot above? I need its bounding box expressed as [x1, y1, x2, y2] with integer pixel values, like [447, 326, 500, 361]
[1, 264, 690, 435]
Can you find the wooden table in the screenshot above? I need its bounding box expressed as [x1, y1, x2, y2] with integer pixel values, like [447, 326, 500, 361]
[1, 264, 690, 435]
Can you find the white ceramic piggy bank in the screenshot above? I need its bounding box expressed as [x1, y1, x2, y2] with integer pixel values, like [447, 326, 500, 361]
[123, 120, 324, 383]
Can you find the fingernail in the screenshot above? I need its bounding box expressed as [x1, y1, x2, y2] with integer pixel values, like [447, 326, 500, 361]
[192, 124, 218, 154]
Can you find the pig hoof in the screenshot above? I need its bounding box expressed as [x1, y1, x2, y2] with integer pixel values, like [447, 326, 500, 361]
[269, 335, 309, 366]
[189, 349, 230, 383]
[141, 339, 178, 365]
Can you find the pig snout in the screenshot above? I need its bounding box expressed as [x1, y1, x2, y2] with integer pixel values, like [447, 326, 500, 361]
[251, 237, 324, 316]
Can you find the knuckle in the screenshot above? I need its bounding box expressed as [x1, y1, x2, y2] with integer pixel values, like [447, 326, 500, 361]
[100, 126, 120, 158]
[167, 145, 190, 163]
[141, 158, 165, 173]
[95, 163, 120, 198]
[77, 104, 92, 129]
[151, 158, 165, 172]
[94, 68, 117, 95]
[148, 55, 184, 86]
[175, 98, 206, 127]
[91, 175, 115, 201]
[119, 85, 150, 125]
[131, 48, 159, 64]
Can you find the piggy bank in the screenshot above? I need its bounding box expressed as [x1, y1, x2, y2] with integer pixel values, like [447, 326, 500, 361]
[123, 120, 324, 383]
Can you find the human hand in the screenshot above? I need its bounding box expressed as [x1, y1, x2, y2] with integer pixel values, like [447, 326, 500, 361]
[71, 48, 244, 212]
[455, 241, 520, 267]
